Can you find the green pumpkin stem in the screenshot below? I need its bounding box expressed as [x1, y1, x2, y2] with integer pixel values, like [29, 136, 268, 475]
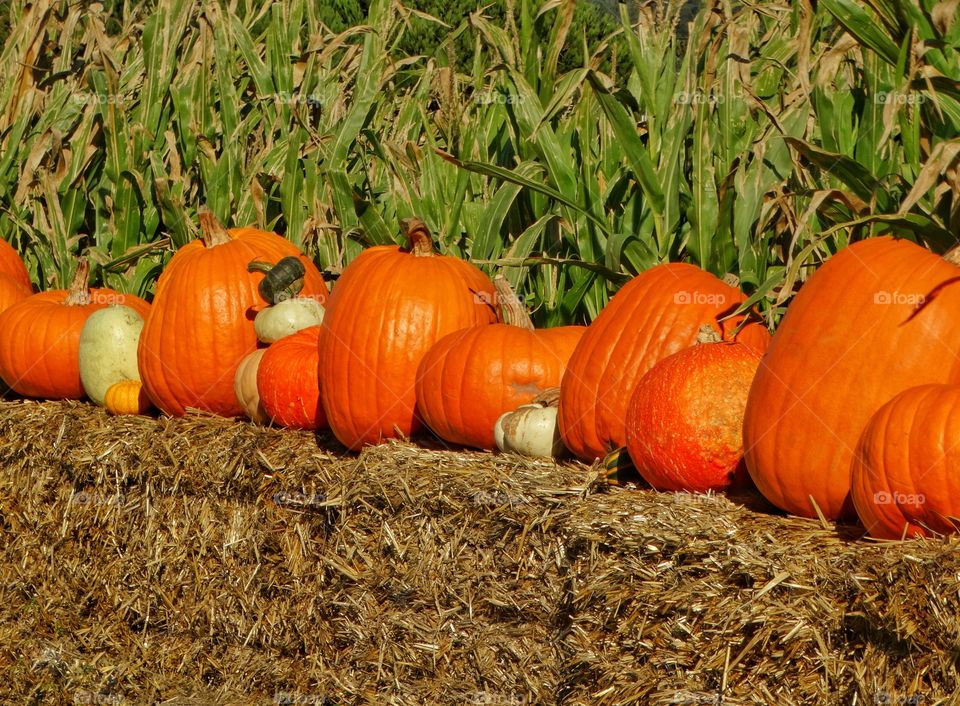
[400, 217, 435, 257]
[248, 256, 306, 304]
[493, 275, 534, 331]
[65, 258, 91, 306]
[198, 206, 232, 248]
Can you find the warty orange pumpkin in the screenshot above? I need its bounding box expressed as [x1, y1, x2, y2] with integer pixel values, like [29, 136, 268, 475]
[257, 326, 326, 430]
[318, 217, 498, 450]
[138, 207, 328, 417]
[625, 333, 760, 492]
[0, 260, 150, 399]
[558, 262, 770, 462]
[415, 275, 585, 449]
[850, 384, 960, 539]
[744, 236, 960, 521]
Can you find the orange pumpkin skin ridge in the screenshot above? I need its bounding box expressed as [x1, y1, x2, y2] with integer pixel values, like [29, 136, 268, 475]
[0, 273, 31, 315]
[626, 342, 760, 492]
[0, 237, 32, 290]
[138, 224, 327, 417]
[743, 237, 960, 521]
[851, 384, 960, 539]
[319, 243, 497, 451]
[257, 326, 326, 430]
[0, 288, 150, 399]
[558, 262, 770, 462]
[416, 324, 585, 449]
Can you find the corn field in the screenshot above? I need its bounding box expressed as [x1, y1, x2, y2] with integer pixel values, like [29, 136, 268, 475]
[0, 0, 958, 326]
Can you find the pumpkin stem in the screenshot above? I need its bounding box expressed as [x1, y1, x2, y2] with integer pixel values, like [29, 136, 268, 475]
[248, 256, 306, 304]
[493, 275, 534, 331]
[64, 258, 91, 306]
[198, 206, 232, 247]
[400, 217, 435, 257]
[696, 324, 723, 344]
[533, 387, 561, 407]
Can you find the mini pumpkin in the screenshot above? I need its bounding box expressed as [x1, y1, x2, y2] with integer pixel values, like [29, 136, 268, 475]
[318, 217, 498, 450]
[416, 275, 585, 449]
[625, 331, 760, 492]
[257, 326, 326, 430]
[234, 349, 268, 423]
[104, 379, 152, 415]
[138, 207, 328, 417]
[558, 262, 770, 462]
[0, 260, 150, 399]
[851, 384, 960, 539]
[494, 390, 567, 458]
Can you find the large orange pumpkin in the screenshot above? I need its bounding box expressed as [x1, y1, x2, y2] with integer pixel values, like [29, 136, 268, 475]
[0, 237, 31, 290]
[257, 326, 326, 430]
[416, 275, 585, 449]
[0, 273, 31, 315]
[851, 384, 960, 539]
[0, 260, 150, 399]
[558, 263, 770, 461]
[318, 217, 498, 450]
[625, 336, 760, 492]
[138, 208, 328, 417]
[743, 237, 960, 521]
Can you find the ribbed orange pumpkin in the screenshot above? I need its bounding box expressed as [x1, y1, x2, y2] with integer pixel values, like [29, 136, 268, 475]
[0, 237, 31, 290]
[138, 208, 328, 417]
[0, 273, 31, 315]
[851, 384, 960, 539]
[257, 326, 326, 430]
[744, 237, 960, 521]
[558, 263, 770, 461]
[0, 260, 150, 399]
[104, 379, 153, 415]
[625, 336, 760, 492]
[319, 218, 498, 450]
[416, 276, 585, 449]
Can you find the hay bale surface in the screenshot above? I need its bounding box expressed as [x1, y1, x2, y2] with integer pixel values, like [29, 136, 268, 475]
[0, 401, 956, 705]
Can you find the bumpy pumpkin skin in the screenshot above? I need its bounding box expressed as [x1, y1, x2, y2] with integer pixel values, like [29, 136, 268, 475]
[0, 237, 32, 290]
[319, 219, 498, 451]
[138, 209, 328, 417]
[744, 237, 960, 521]
[104, 379, 152, 415]
[626, 342, 760, 493]
[416, 324, 585, 449]
[257, 326, 326, 430]
[851, 384, 960, 539]
[559, 263, 770, 462]
[0, 269, 149, 399]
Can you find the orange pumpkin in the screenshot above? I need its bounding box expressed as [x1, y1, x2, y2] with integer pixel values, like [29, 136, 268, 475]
[0, 273, 31, 315]
[0, 237, 31, 290]
[625, 336, 760, 492]
[558, 263, 770, 461]
[744, 237, 960, 520]
[138, 207, 328, 417]
[104, 379, 153, 415]
[851, 384, 960, 539]
[0, 260, 150, 399]
[319, 217, 498, 450]
[416, 275, 585, 449]
[257, 326, 326, 430]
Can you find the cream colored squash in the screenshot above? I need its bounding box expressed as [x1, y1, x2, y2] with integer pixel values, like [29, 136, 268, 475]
[494, 402, 567, 458]
[253, 296, 324, 343]
[234, 349, 268, 423]
[78, 305, 145, 405]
